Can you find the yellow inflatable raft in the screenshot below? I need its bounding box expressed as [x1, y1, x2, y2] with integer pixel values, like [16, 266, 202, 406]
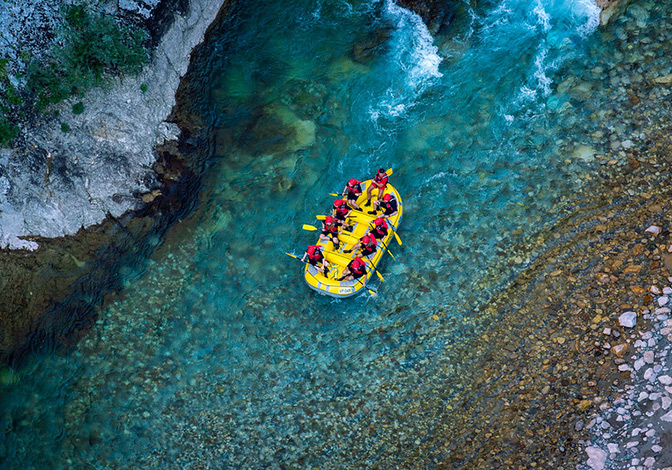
[304, 178, 403, 298]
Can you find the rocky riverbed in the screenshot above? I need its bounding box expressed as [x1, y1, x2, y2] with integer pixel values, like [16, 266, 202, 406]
[5, 0, 672, 468]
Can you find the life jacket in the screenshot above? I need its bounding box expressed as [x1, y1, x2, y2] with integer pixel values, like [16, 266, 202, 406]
[374, 218, 388, 230]
[334, 200, 350, 217]
[362, 235, 377, 249]
[306, 245, 322, 262]
[374, 172, 388, 186]
[381, 198, 397, 215]
[371, 224, 388, 240]
[323, 221, 339, 234]
[347, 179, 361, 194]
[350, 257, 366, 275]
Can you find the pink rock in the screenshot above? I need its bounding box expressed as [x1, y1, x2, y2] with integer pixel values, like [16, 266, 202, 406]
[646, 225, 661, 235]
[586, 446, 607, 470]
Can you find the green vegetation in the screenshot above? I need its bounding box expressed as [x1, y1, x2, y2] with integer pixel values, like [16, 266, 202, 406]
[61, 122, 70, 133]
[140, 83, 148, 93]
[28, 4, 149, 109]
[0, 3, 151, 147]
[72, 102, 84, 114]
[0, 58, 22, 146]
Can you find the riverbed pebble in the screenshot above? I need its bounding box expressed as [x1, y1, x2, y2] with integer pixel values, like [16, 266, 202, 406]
[619, 311, 637, 328]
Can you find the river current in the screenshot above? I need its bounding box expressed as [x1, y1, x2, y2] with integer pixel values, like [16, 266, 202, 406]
[0, 0, 656, 467]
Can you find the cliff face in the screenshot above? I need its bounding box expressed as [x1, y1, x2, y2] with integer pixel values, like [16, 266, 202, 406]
[0, 0, 225, 251]
[0, 0, 230, 362]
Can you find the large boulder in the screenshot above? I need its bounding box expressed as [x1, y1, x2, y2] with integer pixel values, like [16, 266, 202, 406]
[394, 0, 458, 35]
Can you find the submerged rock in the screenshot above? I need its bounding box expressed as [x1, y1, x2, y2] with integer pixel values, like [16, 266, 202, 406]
[395, 0, 457, 35]
[585, 446, 607, 470]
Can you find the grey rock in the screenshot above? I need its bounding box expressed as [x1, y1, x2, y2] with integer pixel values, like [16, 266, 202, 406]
[0, 0, 226, 250]
[619, 311, 637, 328]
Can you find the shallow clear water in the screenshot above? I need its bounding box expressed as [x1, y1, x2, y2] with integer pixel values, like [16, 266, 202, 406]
[0, 0, 635, 467]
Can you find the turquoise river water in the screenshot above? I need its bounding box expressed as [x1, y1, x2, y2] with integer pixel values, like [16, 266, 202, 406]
[1, 0, 661, 468]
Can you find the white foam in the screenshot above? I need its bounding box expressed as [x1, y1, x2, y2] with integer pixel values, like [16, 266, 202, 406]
[370, 0, 443, 123]
[573, 0, 601, 37]
[533, 49, 553, 96]
[385, 0, 443, 89]
[532, 2, 551, 32]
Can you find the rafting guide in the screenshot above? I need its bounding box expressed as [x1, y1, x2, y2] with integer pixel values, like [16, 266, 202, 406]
[288, 168, 403, 298]
[364, 168, 389, 207]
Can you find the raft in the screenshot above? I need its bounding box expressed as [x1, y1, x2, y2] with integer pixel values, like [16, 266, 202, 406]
[304, 178, 403, 298]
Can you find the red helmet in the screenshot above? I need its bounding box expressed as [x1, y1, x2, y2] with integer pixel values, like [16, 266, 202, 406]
[374, 217, 385, 226]
[348, 178, 359, 186]
[353, 257, 365, 269]
[334, 199, 345, 207]
[362, 235, 370, 244]
[383, 193, 391, 202]
[325, 216, 334, 224]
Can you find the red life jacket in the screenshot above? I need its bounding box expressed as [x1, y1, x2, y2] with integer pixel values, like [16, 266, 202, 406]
[350, 257, 366, 275]
[362, 235, 377, 249]
[306, 246, 322, 261]
[374, 173, 388, 186]
[381, 199, 396, 215]
[371, 225, 387, 240]
[323, 221, 339, 234]
[334, 201, 349, 217]
[347, 179, 361, 194]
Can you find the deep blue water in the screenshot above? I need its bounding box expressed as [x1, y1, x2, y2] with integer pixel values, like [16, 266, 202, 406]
[0, 0, 625, 467]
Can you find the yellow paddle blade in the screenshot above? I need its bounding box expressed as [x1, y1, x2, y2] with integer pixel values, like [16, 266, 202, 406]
[386, 168, 393, 176]
[329, 193, 339, 197]
[387, 250, 396, 261]
[302, 224, 319, 231]
[285, 252, 300, 260]
[374, 269, 385, 282]
[316, 215, 327, 220]
[393, 231, 402, 245]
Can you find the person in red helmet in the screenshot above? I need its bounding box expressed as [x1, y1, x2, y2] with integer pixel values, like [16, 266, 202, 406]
[364, 168, 388, 207]
[344, 234, 377, 258]
[332, 198, 353, 230]
[342, 178, 363, 211]
[301, 245, 330, 276]
[319, 215, 342, 248]
[369, 192, 398, 218]
[336, 256, 367, 281]
[370, 217, 389, 241]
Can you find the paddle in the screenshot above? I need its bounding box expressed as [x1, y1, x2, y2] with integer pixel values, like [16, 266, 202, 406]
[376, 237, 397, 261]
[349, 270, 377, 296]
[286, 252, 376, 296]
[285, 252, 331, 279]
[326, 247, 385, 282]
[302, 223, 359, 243]
[316, 213, 403, 246]
[303, 223, 396, 260]
[329, 168, 394, 197]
